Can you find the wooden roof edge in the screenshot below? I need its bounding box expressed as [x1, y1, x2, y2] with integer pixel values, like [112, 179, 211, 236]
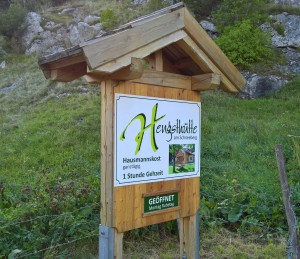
[38, 3, 186, 68]
[119, 2, 185, 28]
[182, 8, 246, 92]
[80, 2, 185, 48]
[38, 45, 84, 66]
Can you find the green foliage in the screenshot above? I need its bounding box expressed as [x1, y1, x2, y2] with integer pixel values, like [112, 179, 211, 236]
[272, 22, 285, 36]
[266, 3, 300, 16]
[99, 0, 170, 31]
[184, 0, 221, 20]
[145, 0, 170, 13]
[0, 3, 27, 37]
[212, 0, 268, 32]
[99, 8, 119, 30]
[0, 92, 101, 257]
[199, 228, 286, 258]
[215, 20, 273, 68]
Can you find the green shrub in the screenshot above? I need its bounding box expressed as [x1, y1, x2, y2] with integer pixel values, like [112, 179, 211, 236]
[99, 8, 119, 30]
[184, 0, 221, 20]
[0, 3, 27, 37]
[145, 0, 170, 13]
[212, 0, 268, 32]
[272, 22, 285, 36]
[215, 20, 272, 68]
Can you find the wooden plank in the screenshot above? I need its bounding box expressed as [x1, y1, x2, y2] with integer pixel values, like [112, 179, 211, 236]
[114, 230, 123, 259]
[94, 30, 187, 74]
[38, 45, 83, 66]
[179, 215, 198, 259]
[155, 50, 163, 71]
[50, 62, 87, 82]
[101, 80, 118, 227]
[192, 73, 221, 91]
[82, 9, 185, 69]
[177, 37, 238, 93]
[42, 54, 86, 71]
[162, 55, 182, 74]
[183, 8, 246, 92]
[131, 70, 191, 90]
[86, 58, 144, 83]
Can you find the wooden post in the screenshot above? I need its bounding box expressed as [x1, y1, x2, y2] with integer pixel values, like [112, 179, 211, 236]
[275, 144, 300, 258]
[100, 80, 123, 258]
[179, 215, 199, 259]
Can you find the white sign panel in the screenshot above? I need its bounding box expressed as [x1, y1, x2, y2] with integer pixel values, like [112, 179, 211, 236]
[114, 94, 201, 187]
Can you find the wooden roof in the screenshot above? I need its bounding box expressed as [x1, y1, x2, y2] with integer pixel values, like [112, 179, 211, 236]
[38, 2, 246, 93]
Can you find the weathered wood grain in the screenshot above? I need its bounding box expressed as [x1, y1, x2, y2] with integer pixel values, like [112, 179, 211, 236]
[131, 70, 191, 90]
[83, 9, 185, 69]
[93, 30, 187, 74]
[192, 73, 221, 91]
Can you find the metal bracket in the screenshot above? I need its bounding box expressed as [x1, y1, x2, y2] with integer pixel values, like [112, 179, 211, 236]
[99, 225, 114, 259]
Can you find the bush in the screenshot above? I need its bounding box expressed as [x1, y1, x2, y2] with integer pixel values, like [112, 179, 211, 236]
[184, 0, 221, 20]
[99, 8, 119, 31]
[99, 0, 170, 31]
[145, 0, 170, 13]
[212, 0, 268, 32]
[215, 20, 272, 68]
[0, 3, 27, 37]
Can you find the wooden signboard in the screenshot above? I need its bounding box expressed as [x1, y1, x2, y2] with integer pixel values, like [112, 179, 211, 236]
[102, 81, 200, 257]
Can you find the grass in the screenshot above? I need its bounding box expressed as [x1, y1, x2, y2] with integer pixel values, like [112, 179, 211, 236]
[168, 164, 195, 174]
[200, 78, 300, 230]
[267, 3, 300, 15]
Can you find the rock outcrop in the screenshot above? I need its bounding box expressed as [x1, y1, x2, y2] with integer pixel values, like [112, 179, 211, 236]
[260, 13, 300, 78]
[239, 73, 288, 98]
[21, 10, 103, 55]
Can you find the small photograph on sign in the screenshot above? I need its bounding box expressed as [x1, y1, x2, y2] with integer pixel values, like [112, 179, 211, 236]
[169, 144, 195, 174]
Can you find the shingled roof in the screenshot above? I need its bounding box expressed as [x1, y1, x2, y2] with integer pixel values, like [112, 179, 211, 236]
[38, 2, 246, 93]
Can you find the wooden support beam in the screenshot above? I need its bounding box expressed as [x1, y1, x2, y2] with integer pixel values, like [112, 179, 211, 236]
[192, 73, 221, 91]
[177, 37, 238, 93]
[179, 215, 199, 259]
[50, 62, 87, 82]
[114, 230, 124, 259]
[155, 50, 163, 71]
[131, 70, 221, 91]
[162, 55, 182, 74]
[146, 49, 163, 71]
[94, 30, 187, 74]
[100, 80, 117, 227]
[85, 58, 144, 83]
[131, 70, 191, 90]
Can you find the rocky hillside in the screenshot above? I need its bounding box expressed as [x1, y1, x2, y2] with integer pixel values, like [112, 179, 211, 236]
[1, 0, 300, 98]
